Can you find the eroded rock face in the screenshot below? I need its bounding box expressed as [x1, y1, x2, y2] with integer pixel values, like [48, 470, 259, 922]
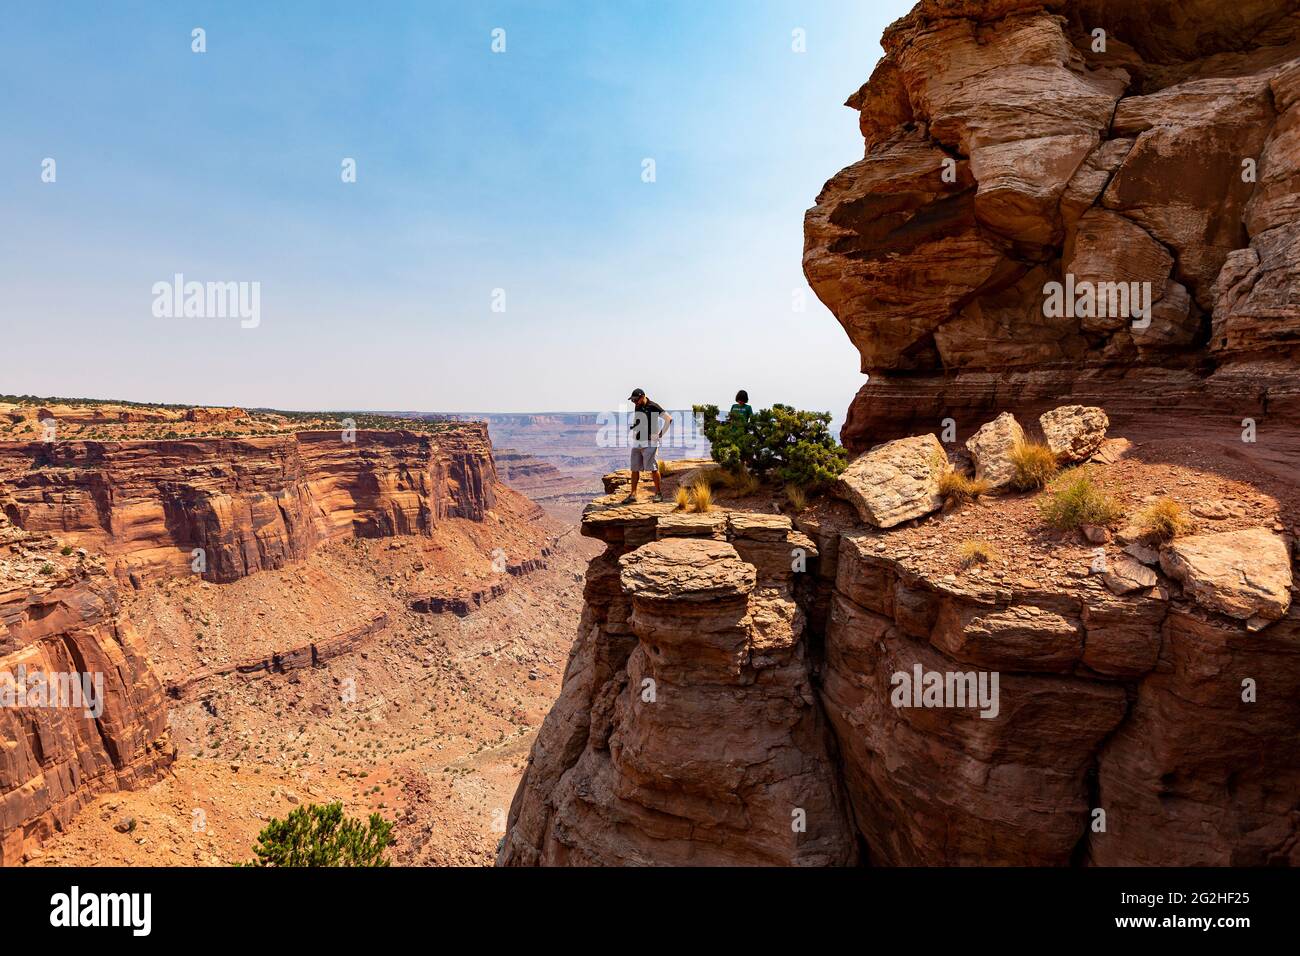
[836, 434, 945, 528]
[0, 426, 497, 585]
[0, 523, 174, 865]
[498, 507, 857, 866]
[805, 0, 1300, 452]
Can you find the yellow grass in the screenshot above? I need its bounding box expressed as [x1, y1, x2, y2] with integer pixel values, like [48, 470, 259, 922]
[957, 539, 1000, 568]
[1134, 497, 1196, 540]
[785, 485, 808, 511]
[938, 469, 992, 504]
[1009, 440, 1059, 491]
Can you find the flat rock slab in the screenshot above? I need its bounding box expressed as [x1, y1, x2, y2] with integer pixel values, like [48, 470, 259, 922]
[836, 434, 945, 529]
[727, 512, 793, 541]
[1160, 528, 1293, 623]
[619, 538, 755, 601]
[1102, 555, 1159, 595]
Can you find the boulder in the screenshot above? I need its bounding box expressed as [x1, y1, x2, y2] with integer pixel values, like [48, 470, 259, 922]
[836, 434, 945, 529]
[964, 412, 1025, 490]
[1159, 528, 1293, 624]
[1039, 405, 1109, 462]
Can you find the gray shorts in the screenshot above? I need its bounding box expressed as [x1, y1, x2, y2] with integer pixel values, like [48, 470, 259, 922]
[630, 445, 658, 472]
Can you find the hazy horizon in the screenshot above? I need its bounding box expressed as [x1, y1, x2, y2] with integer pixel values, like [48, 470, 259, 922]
[2, 1, 911, 419]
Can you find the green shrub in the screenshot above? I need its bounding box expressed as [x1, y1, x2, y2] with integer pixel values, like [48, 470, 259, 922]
[244, 802, 394, 867]
[1037, 469, 1123, 531]
[694, 403, 847, 489]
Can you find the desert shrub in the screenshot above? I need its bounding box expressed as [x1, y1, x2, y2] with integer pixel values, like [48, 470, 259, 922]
[244, 802, 394, 867]
[39, 563, 55, 575]
[1037, 469, 1122, 531]
[688, 479, 714, 513]
[694, 403, 847, 489]
[938, 469, 991, 505]
[60, 545, 73, 556]
[657, 459, 678, 477]
[674, 486, 692, 510]
[1009, 440, 1059, 491]
[785, 485, 808, 512]
[721, 464, 761, 497]
[1134, 497, 1195, 540]
[958, 539, 1000, 567]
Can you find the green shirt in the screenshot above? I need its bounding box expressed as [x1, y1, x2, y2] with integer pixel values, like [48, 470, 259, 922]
[728, 403, 754, 423]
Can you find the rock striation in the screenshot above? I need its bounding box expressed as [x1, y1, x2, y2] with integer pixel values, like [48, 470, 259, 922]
[804, 0, 1300, 452]
[0, 427, 497, 586]
[0, 519, 173, 865]
[498, 499, 857, 866]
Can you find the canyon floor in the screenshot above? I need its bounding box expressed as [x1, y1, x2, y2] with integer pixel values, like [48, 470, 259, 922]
[21, 484, 602, 867]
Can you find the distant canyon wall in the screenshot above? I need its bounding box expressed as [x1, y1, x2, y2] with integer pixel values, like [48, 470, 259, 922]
[0, 427, 497, 586]
[803, 0, 1300, 451]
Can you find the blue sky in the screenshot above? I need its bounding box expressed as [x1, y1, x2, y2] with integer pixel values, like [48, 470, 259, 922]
[1, 1, 910, 418]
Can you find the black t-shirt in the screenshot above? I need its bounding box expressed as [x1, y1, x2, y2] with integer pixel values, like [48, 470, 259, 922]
[629, 400, 665, 444]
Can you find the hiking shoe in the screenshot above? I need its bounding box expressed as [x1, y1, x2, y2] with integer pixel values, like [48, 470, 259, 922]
[652, 494, 664, 503]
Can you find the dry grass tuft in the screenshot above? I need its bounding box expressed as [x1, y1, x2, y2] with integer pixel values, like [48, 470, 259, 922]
[1134, 497, 1196, 541]
[785, 485, 808, 511]
[957, 539, 1000, 568]
[938, 469, 992, 505]
[1009, 440, 1059, 491]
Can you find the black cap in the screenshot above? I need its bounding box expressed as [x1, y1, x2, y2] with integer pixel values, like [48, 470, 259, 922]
[628, 388, 645, 400]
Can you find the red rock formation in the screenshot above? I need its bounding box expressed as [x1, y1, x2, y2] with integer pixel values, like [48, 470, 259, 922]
[499, 498, 857, 866]
[804, 0, 1300, 452]
[0, 520, 174, 865]
[0, 427, 497, 586]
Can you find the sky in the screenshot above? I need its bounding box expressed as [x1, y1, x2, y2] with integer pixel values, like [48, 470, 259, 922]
[1, 0, 911, 419]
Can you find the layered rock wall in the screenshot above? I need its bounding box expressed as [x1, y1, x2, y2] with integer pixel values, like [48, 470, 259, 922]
[0, 521, 173, 865]
[0, 427, 497, 585]
[804, 0, 1300, 452]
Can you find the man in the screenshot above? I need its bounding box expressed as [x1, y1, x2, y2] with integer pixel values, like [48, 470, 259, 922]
[625, 387, 672, 502]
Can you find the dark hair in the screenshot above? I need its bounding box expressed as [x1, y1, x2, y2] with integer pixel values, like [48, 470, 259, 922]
[735, 390, 748, 404]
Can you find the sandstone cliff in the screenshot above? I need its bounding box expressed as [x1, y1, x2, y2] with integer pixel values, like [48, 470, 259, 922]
[1, 419, 509, 863]
[0, 427, 496, 586]
[501, 0, 1300, 867]
[0, 517, 173, 865]
[803, 0, 1300, 452]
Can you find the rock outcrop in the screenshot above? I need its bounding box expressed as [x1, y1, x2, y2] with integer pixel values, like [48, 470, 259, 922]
[0, 427, 497, 586]
[804, 0, 1300, 452]
[1160, 528, 1293, 624]
[498, 499, 857, 866]
[0, 520, 173, 865]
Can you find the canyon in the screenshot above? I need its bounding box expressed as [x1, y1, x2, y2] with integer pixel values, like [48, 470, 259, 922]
[0, 404, 594, 865]
[499, 0, 1300, 867]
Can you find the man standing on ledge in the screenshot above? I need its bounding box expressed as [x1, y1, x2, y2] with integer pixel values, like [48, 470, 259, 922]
[626, 387, 672, 502]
